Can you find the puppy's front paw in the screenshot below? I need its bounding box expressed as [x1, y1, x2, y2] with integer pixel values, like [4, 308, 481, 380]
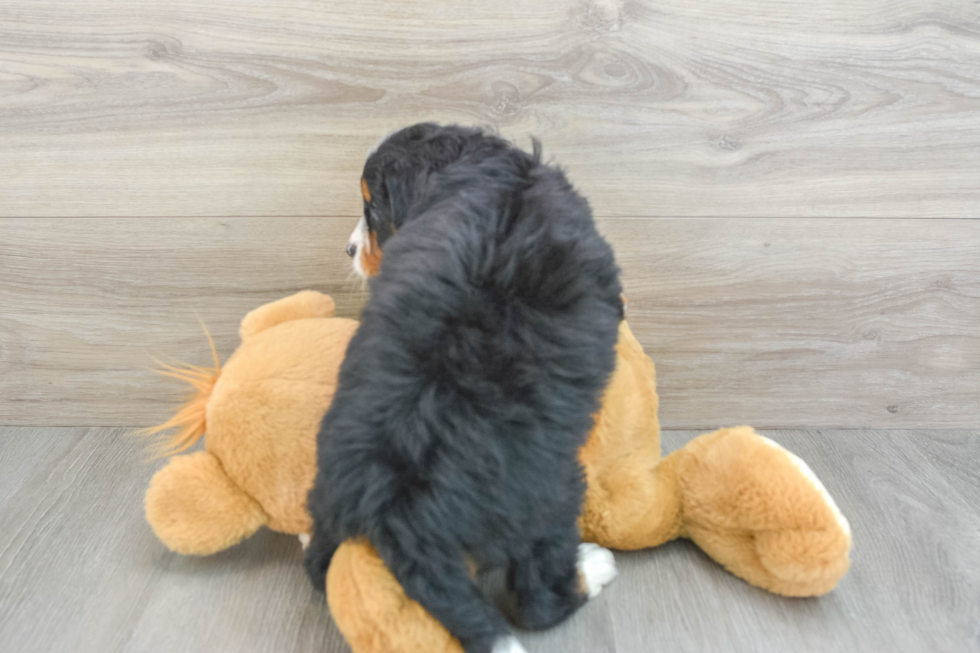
[491, 635, 527, 653]
[577, 543, 617, 599]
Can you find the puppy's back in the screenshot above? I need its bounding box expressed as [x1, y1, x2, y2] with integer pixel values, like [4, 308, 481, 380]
[311, 130, 622, 653]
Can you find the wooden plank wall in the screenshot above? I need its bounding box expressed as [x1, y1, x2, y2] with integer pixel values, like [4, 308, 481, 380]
[1, 0, 979, 429]
[2, 218, 977, 429]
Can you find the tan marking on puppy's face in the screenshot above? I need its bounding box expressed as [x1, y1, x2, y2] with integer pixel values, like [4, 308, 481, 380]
[348, 216, 383, 279]
[347, 177, 381, 278]
[358, 231, 383, 277]
[349, 176, 385, 278]
[348, 215, 369, 277]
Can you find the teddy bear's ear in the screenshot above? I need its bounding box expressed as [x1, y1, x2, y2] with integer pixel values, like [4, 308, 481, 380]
[145, 451, 268, 555]
[239, 291, 336, 341]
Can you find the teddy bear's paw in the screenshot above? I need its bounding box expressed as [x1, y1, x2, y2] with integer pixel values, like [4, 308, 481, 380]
[679, 427, 853, 596]
[577, 543, 618, 599]
[754, 527, 852, 592]
[758, 436, 851, 538]
[680, 427, 851, 539]
[491, 635, 527, 653]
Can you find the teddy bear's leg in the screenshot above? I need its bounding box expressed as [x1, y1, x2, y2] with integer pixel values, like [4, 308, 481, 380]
[326, 539, 464, 653]
[579, 448, 685, 551]
[145, 451, 269, 555]
[673, 427, 852, 596]
[238, 290, 336, 341]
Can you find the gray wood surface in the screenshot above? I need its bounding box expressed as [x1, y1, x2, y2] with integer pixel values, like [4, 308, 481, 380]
[1, 0, 980, 218]
[0, 427, 977, 653]
[2, 218, 978, 430]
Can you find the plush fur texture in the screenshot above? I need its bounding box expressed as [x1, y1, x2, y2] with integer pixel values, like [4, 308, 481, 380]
[144, 291, 359, 551]
[144, 291, 852, 653]
[304, 124, 624, 653]
[145, 450, 268, 555]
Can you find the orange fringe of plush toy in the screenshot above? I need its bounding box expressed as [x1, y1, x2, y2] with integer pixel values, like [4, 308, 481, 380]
[139, 322, 221, 457]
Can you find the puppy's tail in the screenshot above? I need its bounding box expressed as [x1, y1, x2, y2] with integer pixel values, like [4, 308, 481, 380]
[371, 526, 513, 653]
[137, 322, 221, 458]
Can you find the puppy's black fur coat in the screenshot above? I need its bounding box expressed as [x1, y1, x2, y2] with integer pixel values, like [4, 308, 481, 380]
[305, 124, 622, 653]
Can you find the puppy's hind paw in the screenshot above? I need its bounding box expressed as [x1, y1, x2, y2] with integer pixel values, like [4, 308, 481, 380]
[577, 543, 618, 599]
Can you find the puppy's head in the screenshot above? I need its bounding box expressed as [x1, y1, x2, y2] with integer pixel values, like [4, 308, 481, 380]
[346, 123, 492, 278]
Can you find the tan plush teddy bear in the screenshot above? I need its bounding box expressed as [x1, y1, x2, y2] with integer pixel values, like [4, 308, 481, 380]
[144, 290, 852, 653]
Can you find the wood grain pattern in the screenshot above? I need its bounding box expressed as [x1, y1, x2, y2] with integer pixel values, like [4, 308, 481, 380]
[0, 427, 347, 653]
[0, 428, 977, 652]
[615, 218, 980, 429]
[2, 0, 980, 217]
[0, 218, 367, 427]
[908, 430, 980, 505]
[2, 217, 977, 429]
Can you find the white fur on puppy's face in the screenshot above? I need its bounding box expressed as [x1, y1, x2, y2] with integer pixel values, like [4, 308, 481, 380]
[349, 216, 369, 278]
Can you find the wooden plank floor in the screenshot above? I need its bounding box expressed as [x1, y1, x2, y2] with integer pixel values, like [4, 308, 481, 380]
[0, 427, 977, 653]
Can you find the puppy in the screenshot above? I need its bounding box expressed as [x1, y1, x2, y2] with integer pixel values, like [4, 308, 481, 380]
[305, 124, 623, 653]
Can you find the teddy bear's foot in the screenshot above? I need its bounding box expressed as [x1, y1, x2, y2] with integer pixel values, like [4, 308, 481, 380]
[327, 539, 464, 653]
[675, 427, 852, 597]
[753, 436, 852, 589]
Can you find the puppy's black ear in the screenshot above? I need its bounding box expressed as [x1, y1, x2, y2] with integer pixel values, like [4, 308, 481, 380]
[530, 137, 543, 163]
[383, 170, 413, 228]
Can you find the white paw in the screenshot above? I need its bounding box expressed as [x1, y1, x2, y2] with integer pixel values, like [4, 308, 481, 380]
[577, 543, 618, 599]
[492, 635, 527, 653]
[298, 533, 311, 550]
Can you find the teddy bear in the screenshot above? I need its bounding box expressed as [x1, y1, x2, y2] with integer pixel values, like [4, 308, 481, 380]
[144, 290, 852, 653]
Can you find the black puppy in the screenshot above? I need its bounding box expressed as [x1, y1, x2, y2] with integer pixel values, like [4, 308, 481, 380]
[305, 124, 622, 653]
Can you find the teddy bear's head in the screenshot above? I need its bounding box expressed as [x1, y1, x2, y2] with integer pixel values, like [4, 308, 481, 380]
[143, 292, 358, 554]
